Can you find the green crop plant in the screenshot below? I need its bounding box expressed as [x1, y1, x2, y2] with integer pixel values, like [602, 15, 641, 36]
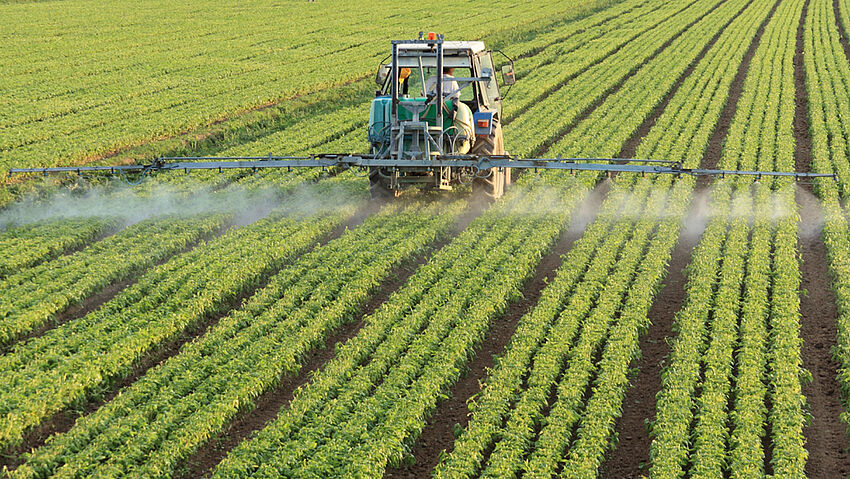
[10, 201, 462, 478]
[0, 200, 357, 450]
[0, 218, 117, 279]
[0, 215, 227, 346]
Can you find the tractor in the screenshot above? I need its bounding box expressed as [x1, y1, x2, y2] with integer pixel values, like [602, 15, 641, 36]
[367, 32, 516, 199]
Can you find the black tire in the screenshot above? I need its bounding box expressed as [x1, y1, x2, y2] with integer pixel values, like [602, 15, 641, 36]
[369, 167, 395, 200]
[472, 122, 506, 199]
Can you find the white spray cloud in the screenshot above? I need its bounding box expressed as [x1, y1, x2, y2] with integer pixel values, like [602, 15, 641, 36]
[0, 177, 365, 230]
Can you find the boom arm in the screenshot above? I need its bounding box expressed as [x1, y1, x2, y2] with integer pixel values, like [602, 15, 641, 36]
[7, 155, 836, 182]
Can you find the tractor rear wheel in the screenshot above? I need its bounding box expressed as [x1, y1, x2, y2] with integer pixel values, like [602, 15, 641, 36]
[369, 167, 395, 200]
[472, 122, 508, 200]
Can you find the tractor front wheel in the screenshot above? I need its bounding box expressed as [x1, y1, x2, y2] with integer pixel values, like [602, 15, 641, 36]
[471, 122, 508, 200]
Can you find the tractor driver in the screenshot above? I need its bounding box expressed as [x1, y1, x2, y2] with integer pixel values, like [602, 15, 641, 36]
[425, 67, 460, 100]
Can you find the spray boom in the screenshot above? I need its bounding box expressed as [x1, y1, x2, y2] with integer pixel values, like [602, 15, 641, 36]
[8, 154, 836, 185]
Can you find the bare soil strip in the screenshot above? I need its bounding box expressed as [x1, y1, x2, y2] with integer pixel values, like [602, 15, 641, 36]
[382, 181, 611, 479]
[797, 190, 850, 478]
[600, 195, 701, 478]
[794, 0, 813, 176]
[833, 0, 850, 61]
[177, 202, 485, 479]
[616, 0, 736, 160]
[0, 204, 376, 469]
[534, 0, 727, 157]
[794, 1, 850, 474]
[699, 0, 780, 180]
[0, 223, 230, 356]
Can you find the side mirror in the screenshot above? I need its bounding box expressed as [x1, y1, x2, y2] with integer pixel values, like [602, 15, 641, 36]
[501, 64, 516, 86]
[376, 65, 391, 86]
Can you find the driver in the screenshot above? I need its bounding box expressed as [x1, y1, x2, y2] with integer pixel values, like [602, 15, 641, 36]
[425, 67, 460, 100]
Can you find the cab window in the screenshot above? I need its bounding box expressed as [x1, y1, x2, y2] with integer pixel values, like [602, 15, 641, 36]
[477, 53, 501, 110]
[403, 67, 474, 103]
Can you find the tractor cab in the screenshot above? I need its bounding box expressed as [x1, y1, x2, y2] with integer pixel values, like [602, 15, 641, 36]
[368, 33, 516, 199]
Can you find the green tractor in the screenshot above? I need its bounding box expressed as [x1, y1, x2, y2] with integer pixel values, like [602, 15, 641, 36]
[368, 33, 516, 199]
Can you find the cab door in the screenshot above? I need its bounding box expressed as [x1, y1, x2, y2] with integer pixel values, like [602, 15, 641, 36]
[474, 52, 502, 117]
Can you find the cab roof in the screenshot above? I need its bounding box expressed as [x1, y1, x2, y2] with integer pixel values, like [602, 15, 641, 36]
[396, 41, 486, 55]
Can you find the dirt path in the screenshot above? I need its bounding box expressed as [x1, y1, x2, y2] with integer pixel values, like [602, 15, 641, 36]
[797, 190, 850, 478]
[383, 181, 610, 479]
[833, 0, 850, 60]
[794, 1, 850, 474]
[176, 201, 485, 479]
[535, 0, 727, 157]
[600, 196, 701, 478]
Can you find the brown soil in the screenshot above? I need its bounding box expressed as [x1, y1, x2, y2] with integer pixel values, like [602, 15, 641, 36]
[794, 1, 850, 474]
[600, 195, 701, 478]
[699, 0, 781, 184]
[383, 180, 611, 479]
[0, 206, 370, 470]
[794, 0, 813, 176]
[797, 189, 850, 478]
[532, 0, 726, 157]
[833, 0, 850, 61]
[617, 0, 741, 160]
[2, 224, 228, 354]
[176, 202, 485, 479]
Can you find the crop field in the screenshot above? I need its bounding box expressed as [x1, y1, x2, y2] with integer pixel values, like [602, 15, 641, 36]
[5, 0, 850, 477]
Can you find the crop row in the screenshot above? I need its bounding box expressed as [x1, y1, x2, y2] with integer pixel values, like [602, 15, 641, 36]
[6, 0, 707, 201]
[507, 0, 730, 157]
[0, 218, 116, 279]
[650, 0, 808, 475]
[433, 183, 644, 478]
[804, 0, 850, 447]
[0, 2, 724, 468]
[207, 179, 589, 478]
[208, 0, 700, 192]
[434, 175, 672, 478]
[195, 0, 765, 474]
[505, 0, 697, 122]
[0, 196, 360, 450]
[8, 200, 463, 478]
[805, 0, 850, 195]
[0, 3, 823, 479]
[546, 0, 777, 455]
[132, 0, 677, 196]
[0, 215, 227, 347]
[553, 0, 759, 160]
[122, 0, 696, 196]
[577, 0, 781, 467]
[432, 0, 781, 474]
